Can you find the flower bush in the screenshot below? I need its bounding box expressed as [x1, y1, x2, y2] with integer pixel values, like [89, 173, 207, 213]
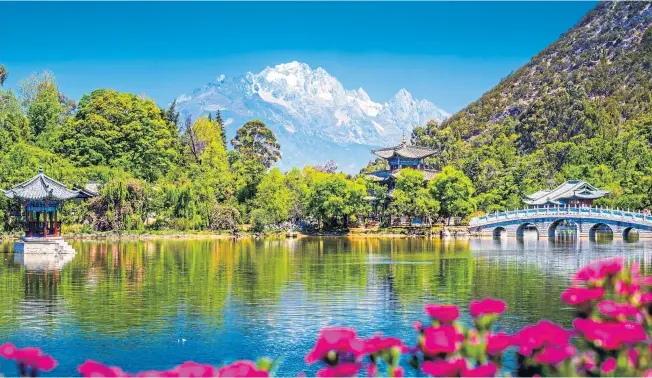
[1, 257, 651, 377]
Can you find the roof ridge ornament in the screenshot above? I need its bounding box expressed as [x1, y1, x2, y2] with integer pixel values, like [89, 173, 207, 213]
[39, 165, 44, 175]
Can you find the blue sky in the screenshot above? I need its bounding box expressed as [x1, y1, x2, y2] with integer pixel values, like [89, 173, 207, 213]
[0, 2, 596, 113]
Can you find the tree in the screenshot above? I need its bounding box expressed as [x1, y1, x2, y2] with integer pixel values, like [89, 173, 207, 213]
[305, 170, 367, 229]
[189, 116, 233, 202]
[165, 99, 180, 128]
[215, 110, 227, 147]
[0, 65, 7, 87]
[0, 89, 30, 147]
[57, 89, 181, 181]
[231, 120, 281, 168]
[388, 169, 439, 225]
[17, 71, 64, 140]
[253, 168, 293, 224]
[429, 166, 475, 225]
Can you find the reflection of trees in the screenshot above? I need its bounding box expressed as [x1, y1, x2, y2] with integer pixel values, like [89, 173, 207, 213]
[3, 237, 645, 339]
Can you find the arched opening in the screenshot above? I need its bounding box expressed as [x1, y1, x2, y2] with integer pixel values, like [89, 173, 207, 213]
[623, 227, 640, 242]
[492, 227, 507, 238]
[589, 223, 613, 242]
[516, 223, 539, 239]
[548, 219, 578, 240]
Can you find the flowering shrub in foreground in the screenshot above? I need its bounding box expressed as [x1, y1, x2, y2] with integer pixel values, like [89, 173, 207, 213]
[1, 257, 651, 377]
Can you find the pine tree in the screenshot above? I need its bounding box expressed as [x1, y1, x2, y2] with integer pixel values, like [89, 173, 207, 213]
[208, 112, 212, 121]
[215, 110, 227, 147]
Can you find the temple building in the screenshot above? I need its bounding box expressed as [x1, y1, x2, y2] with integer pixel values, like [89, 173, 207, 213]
[3, 167, 96, 239]
[364, 138, 438, 189]
[523, 180, 609, 208]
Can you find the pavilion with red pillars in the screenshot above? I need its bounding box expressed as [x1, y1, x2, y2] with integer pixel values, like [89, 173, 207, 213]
[2, 167, 96, 238]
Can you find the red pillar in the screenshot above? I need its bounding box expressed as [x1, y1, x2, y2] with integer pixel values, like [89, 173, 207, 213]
[54, 210, 58, 236]
[43, 210, 47, 237]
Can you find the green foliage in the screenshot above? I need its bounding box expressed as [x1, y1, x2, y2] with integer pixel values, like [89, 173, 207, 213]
[57, 89, 181, 181]
[305, 169, 368, 229]
[388, 169, 439, 223]
[231, 120, 281, 168]
[250, 208, 274, 233]
[411, 3, 652, 212]
[0, 65, 7, 87]
[429, 166, 475, 224]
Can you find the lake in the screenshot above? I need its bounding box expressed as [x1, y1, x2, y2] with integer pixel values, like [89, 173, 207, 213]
[0, 236, 650, 376]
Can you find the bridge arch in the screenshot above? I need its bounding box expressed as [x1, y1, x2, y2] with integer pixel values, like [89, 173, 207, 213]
[589, 223, 614, 240]
[516, 223, 540, 238]
[623, 227, 640, 241]
[548, 219, 579, 239]
[492, 226, 507, 238]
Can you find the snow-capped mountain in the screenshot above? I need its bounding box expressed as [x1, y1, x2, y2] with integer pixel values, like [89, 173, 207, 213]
[175, 62, 448, 173]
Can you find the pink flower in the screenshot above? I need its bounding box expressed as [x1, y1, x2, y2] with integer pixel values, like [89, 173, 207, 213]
[600, 357, 617, 374]
[515, 321, 571, 356]
[422, 359, 466, 377]
[424, 304, 460, 323]
[366, 363, 377, 377]
[423, 326, 458, 355]
[0, 343, 17, 359]
[461, 363, 497, 377]
[78, 360, 126, 377]
[171, 362, 218, 377]
[3, 346, 58, 373]
[640, 292, 652, 304]
[642, 276, 652, 287]
[627, 348, 639, 368]
[615, 280, 640, 296]
[305, 327, 365, 364]
[413, 321, 423, 332]
[574, 257, 624, 283]
[485, 332, 513, 355]
[363, 334, 408, 354]
[391, 366, 404, 377]
[469, 298, 506, 317]
[561, 287, 604, 305]
[574, 319, 647, 349]
[534, 345, 576, 365]
[216, 361, 268, 377]
[598, 301, 639, 318]
[316, 363, 361, 377]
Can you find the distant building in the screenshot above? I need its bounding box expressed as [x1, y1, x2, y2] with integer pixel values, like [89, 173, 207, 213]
[364, 137, 438, 190]
[523, 180, 609, 208]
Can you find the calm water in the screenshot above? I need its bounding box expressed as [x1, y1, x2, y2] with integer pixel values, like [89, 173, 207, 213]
[0, 236, 651, 376]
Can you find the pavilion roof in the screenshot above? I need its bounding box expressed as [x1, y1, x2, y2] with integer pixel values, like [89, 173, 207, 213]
[3, 167, 93, 201]
[523, 180, 609, 206]
[371, 141, 436, 160]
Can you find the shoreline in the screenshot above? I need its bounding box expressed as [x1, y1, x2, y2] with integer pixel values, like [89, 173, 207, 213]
[0, 227, 474, 241]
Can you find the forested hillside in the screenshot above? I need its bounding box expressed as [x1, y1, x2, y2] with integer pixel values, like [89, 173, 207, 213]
[413, 2, 652, 211]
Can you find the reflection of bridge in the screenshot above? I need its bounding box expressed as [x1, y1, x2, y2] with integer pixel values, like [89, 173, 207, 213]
[469, 206, 652, 239]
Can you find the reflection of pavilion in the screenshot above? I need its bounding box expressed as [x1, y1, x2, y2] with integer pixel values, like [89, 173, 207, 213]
[14, 250, 76, 272]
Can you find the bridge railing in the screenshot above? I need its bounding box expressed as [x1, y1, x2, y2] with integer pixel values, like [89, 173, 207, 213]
[469, 205, 652, 226]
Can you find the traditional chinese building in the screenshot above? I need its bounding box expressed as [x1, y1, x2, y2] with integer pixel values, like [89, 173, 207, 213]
[364, 138, 438, 190]
[3, 167, 96, 240]
[523, 180, 609, 208]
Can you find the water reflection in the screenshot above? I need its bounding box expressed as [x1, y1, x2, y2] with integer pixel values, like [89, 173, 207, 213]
[13, 252, 76, 272]
[0, 237, 650, 376]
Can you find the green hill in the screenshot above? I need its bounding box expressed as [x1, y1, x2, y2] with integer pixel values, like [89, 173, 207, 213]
[413, 2, 652, 212]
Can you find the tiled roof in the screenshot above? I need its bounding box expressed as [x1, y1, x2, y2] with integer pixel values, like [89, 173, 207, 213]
[3, 168, 90, 201]
[372, 142, 436, 159]
[523, 180, 609, 205]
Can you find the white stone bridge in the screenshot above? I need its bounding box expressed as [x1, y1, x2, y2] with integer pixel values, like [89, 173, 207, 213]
[469, 206, 652, 239]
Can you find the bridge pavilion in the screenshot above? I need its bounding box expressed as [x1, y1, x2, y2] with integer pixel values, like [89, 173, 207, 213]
[523, 180, 609, 208]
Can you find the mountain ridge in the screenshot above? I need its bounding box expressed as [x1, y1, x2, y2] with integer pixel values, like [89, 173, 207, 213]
[175, 61, 448, 172]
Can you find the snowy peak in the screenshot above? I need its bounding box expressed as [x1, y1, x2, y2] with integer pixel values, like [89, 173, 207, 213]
[175, 62, 449, 172]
